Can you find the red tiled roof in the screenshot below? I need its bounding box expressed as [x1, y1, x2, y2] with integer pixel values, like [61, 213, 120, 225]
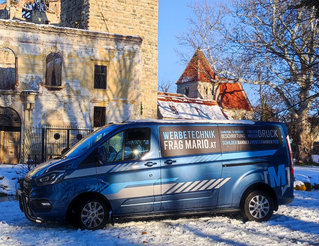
[176, 49, 216, 84]
[176, 49, 253, 112]
[218, 82, 253, 111]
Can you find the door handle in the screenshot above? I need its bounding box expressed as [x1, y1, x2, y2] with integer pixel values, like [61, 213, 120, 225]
[164, 160, 176, 165]
[144, 161, 157, 167]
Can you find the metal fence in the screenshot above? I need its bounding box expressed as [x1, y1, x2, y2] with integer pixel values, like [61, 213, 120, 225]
[23, 126, 92, 164]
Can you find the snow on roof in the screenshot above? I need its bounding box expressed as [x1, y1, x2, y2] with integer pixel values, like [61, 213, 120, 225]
[0, 19, 142, 42]
[127, 118, 255, 125]
[158, 92, 230, 121]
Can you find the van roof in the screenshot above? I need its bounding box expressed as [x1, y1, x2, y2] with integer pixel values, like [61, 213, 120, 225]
[125, 119, 256, 125]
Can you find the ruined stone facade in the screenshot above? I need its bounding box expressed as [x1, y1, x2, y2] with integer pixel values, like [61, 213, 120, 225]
[0, 20, 142, 163]
[60, 0, 159, 119]
[1, 0, 158, 119]
[0, 0, 158, 163]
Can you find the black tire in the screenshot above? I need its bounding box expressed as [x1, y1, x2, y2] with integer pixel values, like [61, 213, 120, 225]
[76, 198, 109, 230]
[241, 190, 274, 222]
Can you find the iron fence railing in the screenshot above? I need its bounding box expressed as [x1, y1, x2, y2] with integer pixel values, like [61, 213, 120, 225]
[23, 126, 92, 164]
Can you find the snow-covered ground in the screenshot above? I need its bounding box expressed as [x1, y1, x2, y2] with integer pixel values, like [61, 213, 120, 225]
[294, 166, 319, 188]
[0, 165, 26, 196]
[0, 191, 318, 245]
[0, 165, 318, 245]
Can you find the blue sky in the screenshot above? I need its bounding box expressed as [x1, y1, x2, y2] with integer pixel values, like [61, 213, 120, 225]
[158, 0, 196, 92]
[158, 0, 257, 104]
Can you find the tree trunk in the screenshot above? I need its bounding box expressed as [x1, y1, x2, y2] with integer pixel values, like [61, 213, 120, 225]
[292, 113, 313, 163]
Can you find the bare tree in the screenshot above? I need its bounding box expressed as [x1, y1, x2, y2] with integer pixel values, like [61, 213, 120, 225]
[178, 0, 319, 163]
[158, 81, 174, 93]
[289, 0, 319, 19]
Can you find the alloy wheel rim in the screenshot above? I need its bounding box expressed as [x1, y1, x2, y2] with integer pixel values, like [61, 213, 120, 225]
[81, 201, 105, 229]
[248, 195, 270, 219]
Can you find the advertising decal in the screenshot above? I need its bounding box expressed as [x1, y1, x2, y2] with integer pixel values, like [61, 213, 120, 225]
[160, 125, 282, 157]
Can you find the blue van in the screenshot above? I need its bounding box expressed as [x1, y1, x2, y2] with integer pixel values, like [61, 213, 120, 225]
[18, 120, 294, 230]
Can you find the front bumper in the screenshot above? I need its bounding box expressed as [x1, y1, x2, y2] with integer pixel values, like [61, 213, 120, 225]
[18, 189, 44, 223]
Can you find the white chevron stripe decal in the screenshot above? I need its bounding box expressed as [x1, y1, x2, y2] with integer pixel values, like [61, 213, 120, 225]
[190, 180, 209, 192]
[105, 177, 232, 200]
[215, 177, 231, 189]
[175, 181, 192, 193]
[207, 178, 223, 190]
[183, 181, 201, 192]
[199, 179, 216, 191]
[166, 182, 185, 194]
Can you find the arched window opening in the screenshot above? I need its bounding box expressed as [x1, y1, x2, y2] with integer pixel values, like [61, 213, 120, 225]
[0, 48, 16, 90]
[46, 53, 62, 87]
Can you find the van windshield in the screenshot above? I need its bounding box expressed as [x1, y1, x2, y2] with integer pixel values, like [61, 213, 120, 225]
[63, 125, 118, 158]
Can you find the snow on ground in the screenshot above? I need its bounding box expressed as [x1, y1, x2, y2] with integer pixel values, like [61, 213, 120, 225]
[294, 166, 319, 187]
[0, 165, 26, 196]
[0, 191, 318, 246]
[0, 165, 318, 245]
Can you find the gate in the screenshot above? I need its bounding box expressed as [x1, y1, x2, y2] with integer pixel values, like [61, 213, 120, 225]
[23, 126, 92, 164]
[0, 107, 21, 164]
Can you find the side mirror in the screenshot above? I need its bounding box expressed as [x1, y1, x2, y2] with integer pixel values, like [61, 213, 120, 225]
[95, 146, 106, 164]
[61, 147, 70, 155]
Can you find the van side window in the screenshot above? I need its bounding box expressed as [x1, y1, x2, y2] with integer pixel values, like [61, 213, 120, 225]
[100, 128, 151, 163]
[124, 128, 150, 160]
[102, 132, 124, 162]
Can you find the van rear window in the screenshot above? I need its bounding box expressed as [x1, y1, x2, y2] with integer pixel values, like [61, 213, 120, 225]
[160, 125, 282, 157]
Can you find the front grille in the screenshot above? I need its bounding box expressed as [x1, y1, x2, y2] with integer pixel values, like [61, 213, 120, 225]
[23, 180, 32, 196]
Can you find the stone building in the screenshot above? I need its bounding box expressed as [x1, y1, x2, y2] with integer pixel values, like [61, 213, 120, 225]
[1, 0, 158, 119]
[0, 0, 158, 164]
[176, 49, 253, 120]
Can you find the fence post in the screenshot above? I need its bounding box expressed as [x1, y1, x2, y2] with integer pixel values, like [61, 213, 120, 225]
[67, 129, 70, 149]
[41, 127, 46, 162]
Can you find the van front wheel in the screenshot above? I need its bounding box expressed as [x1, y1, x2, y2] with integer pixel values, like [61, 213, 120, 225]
[241, 190, 274, 222]
[77, 198, 109, 230]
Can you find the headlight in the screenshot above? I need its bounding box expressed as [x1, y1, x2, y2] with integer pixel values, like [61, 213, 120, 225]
[36, 171, 65, 186]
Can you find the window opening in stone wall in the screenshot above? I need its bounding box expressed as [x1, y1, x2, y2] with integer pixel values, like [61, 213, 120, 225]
[0, 48, 16, 90]
[46, 52, 62, 87]
[94, 65, 107, 89]
[94, 107, 106, 127]
[185, 87, 189, 96]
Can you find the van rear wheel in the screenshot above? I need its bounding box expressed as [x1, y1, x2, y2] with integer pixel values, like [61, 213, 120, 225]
[77, 198, 108, 230]
[241, 190, 274, 222]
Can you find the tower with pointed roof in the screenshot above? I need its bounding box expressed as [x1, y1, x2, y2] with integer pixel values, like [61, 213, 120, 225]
[176, 49, 218, 100]
[176, 49, 254, 120]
